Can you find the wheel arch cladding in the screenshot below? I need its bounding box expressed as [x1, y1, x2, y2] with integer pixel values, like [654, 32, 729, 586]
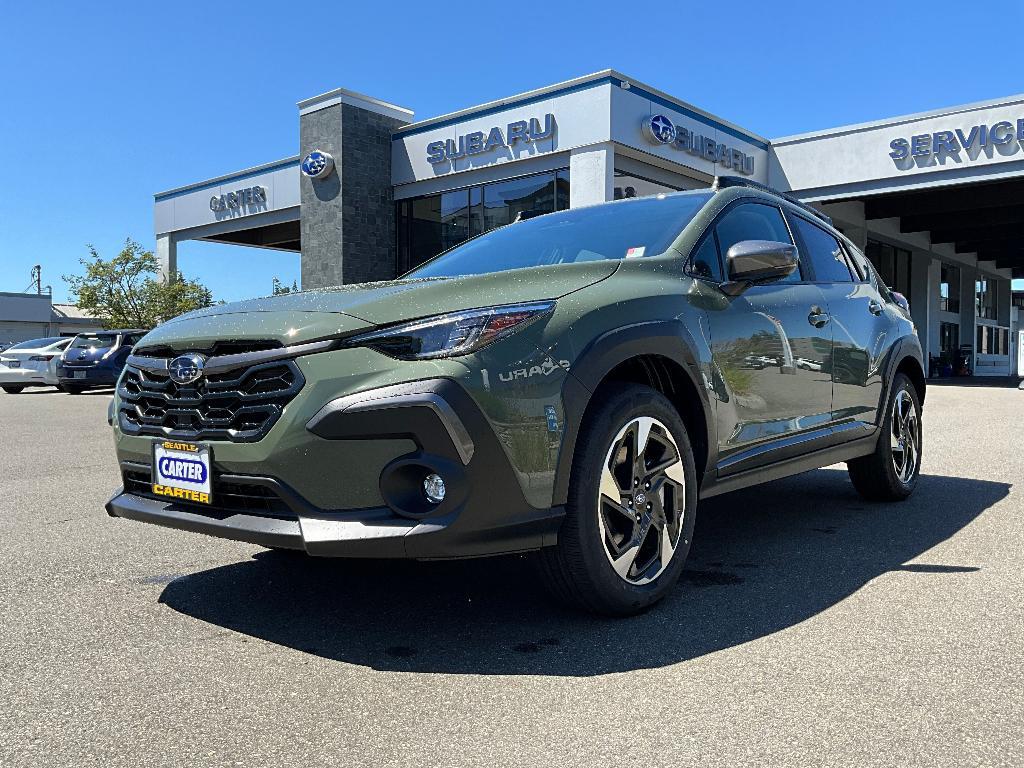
[553, 321, 713, 506]
[895, 355, 926, 406]
[873, 335, 925, 428]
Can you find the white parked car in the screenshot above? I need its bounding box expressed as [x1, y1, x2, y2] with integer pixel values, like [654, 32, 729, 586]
[0, 337, 73, 393]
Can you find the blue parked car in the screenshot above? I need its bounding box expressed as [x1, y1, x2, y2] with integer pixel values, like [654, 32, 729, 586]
[57, 329, 147, 393]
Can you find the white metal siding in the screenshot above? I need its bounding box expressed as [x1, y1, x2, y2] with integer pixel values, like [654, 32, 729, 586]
[0, 321, 49, 345]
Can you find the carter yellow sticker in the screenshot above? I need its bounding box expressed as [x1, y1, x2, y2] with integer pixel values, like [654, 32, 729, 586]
[152, 484, 211, 504]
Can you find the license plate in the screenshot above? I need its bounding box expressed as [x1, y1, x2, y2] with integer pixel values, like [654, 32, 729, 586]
[73, 370, 86, 379]
[7, 360, 19, 368]
[152, 441, 213, 505]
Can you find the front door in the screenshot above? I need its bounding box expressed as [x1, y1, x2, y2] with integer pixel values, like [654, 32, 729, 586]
[700, 201, 835, 473]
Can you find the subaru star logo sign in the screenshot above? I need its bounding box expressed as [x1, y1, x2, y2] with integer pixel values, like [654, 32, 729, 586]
[300, 150, 335, 180]
[168, 354, 206, 386]
[643, 114, 677, 145]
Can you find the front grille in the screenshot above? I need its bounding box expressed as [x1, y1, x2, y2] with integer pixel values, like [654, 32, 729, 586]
[118, 358, 304, 442]
[122, 466, 294, 518]
[133, 340, 283, 359]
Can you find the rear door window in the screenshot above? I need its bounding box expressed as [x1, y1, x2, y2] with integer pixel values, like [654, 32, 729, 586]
[841, 242, 871, 282]
[790, 216, 854, 283]
[714, 203, 801, 282]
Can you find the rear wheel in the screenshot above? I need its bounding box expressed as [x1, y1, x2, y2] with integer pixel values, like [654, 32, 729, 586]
[540, 383, 697, 615]
[847, 372, 922, 501]
[1, 385, 24, 394]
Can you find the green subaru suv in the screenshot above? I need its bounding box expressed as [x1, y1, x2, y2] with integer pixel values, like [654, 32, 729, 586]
[106, 178, 924, 615]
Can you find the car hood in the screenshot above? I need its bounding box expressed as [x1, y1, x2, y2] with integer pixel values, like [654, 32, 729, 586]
[145, 262, 618, 348]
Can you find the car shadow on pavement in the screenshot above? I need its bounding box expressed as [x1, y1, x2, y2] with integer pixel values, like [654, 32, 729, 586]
[159, 469, 1008, 676]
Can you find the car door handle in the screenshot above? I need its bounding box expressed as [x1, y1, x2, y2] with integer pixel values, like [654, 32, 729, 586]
[808, 307, 830, 328]
[868, 300, 884, 315]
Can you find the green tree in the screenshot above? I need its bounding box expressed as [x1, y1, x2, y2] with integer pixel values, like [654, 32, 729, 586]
[64, 239, 214, 329]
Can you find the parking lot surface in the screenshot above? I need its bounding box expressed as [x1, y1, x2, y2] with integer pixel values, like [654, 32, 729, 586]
[1, 384, 1021, 767]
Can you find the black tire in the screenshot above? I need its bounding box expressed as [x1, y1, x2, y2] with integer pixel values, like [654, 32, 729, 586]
[2, 385, 24, 394]
[540, 383, 698, 616]
[61, 384, 85, 395]
[847, 372, 922, 502]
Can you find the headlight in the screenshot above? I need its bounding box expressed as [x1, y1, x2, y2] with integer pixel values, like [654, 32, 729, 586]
[346, 302, 555, 360]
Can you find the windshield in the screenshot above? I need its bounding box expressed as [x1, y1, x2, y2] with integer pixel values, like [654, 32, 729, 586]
[406, 191, 713, 279]
[73, 334, 117, 349]
[7, 336, 65, 351]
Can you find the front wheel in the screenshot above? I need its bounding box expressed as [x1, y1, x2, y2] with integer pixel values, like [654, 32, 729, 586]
[540, 383, 697, 615]
[2, 385, 25, 394]
[847, 372, 922, 501]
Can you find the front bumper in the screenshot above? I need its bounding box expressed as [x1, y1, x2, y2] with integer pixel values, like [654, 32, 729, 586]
[107, 377, 564, 558]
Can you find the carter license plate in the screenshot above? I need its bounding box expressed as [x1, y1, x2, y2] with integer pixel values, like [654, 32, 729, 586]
[152, 440, 213, 505]
[73, 370, 86, 379]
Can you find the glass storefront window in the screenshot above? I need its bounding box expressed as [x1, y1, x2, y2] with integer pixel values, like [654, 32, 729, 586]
[939, 321, 959, 354]
[396, 191, 472, 272]
[975, 278, 997, 320]
[613, 170, 680, 200]
[939, 263, 960, 313]
[976, 324, 1009, 355]
[865, 239, 911, 297]
[397, 170, 570, 272]
[481, 173, 558, 230]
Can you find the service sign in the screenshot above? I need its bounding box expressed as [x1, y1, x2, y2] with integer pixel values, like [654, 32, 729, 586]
[152, 440, 212, 505]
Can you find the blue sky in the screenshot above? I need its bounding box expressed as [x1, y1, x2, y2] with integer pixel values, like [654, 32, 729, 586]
[1, 1, 1021, 303]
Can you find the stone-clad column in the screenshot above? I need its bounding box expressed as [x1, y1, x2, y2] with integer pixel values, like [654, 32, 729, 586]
[298, 90, 412, 288]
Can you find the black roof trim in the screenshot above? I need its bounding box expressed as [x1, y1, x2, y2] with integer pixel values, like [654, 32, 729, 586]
[713, 176, 833, 226]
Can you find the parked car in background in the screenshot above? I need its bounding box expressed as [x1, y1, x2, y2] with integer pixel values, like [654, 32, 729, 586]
[0, 337, 73, 393]
[57, 329, 147, 394]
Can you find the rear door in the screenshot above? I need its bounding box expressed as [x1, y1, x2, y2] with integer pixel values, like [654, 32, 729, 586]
[701, 201, 834, 474]
[786, 213, 889, 430]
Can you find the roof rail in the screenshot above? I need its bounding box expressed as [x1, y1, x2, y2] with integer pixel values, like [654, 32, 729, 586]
[712, 176, 833, 226]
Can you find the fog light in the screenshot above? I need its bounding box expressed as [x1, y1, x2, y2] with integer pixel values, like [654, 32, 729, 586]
[423, 473, 446, 504]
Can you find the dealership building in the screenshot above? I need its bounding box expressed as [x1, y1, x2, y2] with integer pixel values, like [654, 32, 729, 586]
[153, 70, 1024, 376]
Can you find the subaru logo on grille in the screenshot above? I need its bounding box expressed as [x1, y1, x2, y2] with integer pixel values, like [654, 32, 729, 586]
[642, 114, 677, 145]
[168, 354, 206, 385]
[300, 150, 334, 179]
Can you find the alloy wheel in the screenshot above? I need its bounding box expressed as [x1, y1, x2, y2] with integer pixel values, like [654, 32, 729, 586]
[890, 389, 919, 484]
[597, 416, 686, 585]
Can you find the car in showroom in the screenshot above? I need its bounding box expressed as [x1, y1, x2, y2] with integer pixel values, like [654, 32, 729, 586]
[57, 329, 147, 393]
[0, 336, 73, 393]
[104, 178, 924, 615]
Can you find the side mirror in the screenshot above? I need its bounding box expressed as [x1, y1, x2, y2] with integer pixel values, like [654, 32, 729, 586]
[721, 240, 799, 296]
[891, 291, 910, 313]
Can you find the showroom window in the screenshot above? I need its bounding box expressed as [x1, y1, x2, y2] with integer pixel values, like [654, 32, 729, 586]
[976, 324, 1009, 355]
[975, 277, 998, 320]
[613, 170, 680, 200]
[939, 263, 960, 313]
[865, 239, 912, 297]
[397, 170, 569, 272]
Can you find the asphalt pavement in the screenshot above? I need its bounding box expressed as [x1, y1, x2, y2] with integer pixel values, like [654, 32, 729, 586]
[1, 384, 1021, 767]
